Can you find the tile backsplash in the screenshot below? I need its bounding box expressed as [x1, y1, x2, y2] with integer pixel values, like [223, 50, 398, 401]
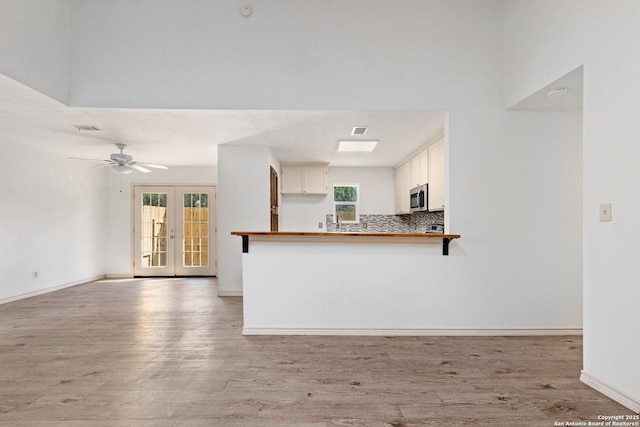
[326, 211, 444, 233]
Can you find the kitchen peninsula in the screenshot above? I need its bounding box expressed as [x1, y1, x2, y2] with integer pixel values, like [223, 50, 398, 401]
[231, 231, 460, 336]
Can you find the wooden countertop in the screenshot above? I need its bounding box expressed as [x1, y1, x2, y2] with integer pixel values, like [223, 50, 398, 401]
[231, 231, 460, 239]
[231, 231, 461, 255]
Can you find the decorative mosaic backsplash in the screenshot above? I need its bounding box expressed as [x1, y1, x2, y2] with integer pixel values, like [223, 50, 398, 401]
[326, 211, 444, 233]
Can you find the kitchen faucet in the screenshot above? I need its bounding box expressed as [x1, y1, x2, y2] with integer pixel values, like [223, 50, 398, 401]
[337, 214, 342, 232]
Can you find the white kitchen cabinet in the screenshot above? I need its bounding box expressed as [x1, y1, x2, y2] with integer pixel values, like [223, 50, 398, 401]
[394, 161, 411, 214]
[428, 139, 445, 211]
[394, 137, 444, 214]
[281, 163, 328, 195]
[411, 148, 428, 188]
[281, 166, 304, 193]
[302, 166, 328, 194]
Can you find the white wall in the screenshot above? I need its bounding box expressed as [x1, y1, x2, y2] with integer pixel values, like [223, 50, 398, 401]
[505, 0, 640, 410]
[68, 0, 504, 110]
[280, 167, 395, 232]
[104, 166, 217, 276]
[0, 145, 106, 301]
[0, 0, 70, 104]
[217, 145, 274, 295]
[331, 168, 395, 216]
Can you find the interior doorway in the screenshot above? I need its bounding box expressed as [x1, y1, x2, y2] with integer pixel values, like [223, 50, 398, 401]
[133, 185, 216, 277]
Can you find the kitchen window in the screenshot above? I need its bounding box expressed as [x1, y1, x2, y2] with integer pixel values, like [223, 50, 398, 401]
[334, 184, 359, 223]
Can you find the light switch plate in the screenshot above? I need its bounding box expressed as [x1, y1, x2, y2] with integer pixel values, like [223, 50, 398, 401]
[318, 222, 323, 229]
[600, 203, 612, 222]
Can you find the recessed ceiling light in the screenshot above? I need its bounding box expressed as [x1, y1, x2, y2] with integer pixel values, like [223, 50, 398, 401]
[546, 87, 569, 98]
[337, 140, 378, 153]
[73, 125, 101, 131]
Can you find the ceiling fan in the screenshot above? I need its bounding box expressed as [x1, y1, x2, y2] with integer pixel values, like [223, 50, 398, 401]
[70, 143, 168, 174]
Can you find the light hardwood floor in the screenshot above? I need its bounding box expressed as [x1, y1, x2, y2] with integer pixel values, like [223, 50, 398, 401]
[0, 278, 634, 426]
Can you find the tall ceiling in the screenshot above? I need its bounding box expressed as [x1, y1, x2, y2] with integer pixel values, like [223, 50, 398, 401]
[0, 74, 445, 168]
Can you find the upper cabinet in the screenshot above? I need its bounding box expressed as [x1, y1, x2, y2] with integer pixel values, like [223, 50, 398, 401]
[394, 161, 411, 214]
[394, 136, 445, 214]
[281, 163, 329, 195]
[427, 139, 444, 211]
[410, 148, 429, 189]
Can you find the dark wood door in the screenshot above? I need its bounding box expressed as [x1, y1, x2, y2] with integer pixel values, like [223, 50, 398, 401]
[270, 166, 279, 231]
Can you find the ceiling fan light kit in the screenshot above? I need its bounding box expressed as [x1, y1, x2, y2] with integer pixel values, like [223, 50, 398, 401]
[112, 165, 133, 174]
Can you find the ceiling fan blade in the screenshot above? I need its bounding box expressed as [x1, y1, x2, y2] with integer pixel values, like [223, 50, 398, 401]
[94, 162, 115, 169]
[138, 163, 168, 170]
[130, 164, 152, 173]
[68, 157, 110, 163]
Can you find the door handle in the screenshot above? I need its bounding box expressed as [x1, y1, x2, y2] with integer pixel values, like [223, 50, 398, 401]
[170, 235, 174, 239]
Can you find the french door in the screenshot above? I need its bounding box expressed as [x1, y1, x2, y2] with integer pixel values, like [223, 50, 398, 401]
[133, 185, 216, 277]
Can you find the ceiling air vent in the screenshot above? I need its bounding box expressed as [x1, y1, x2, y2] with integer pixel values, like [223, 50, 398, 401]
[73, 125, 102, 131]
[351, 126, 368, 136]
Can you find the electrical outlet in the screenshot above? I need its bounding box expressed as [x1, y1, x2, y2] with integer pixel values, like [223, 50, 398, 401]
[600, 203, 612, 222]
[318, 222, 323, 229]
[362, 223, 368, 230]
[33, 271, 38, 279]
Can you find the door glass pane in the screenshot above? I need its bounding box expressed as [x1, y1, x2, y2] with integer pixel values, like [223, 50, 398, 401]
[141, 192, 169, 268]
[183, 192, 210, 267]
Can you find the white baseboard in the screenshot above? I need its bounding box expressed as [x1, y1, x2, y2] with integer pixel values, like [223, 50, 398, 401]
[218, 291, 243, 297]
[242, 327, 583, 336]
[105, 273, 133, 279]
[0, 275, 106, 305]
[581, 370, 640, 413]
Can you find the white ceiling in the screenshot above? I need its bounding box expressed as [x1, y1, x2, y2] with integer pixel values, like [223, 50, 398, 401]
[0, 74, 445, 168]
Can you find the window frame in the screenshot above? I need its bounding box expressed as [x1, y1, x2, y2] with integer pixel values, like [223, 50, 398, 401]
[333, 183, 360, 224]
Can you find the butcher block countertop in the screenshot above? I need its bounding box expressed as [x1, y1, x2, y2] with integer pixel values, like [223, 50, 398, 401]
[231, 231, 460, 238]
[231, 231, 461, 255]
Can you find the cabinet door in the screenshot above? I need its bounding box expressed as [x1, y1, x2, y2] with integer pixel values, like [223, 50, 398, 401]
[418, 149, 429, 185]
[394, 167, 403, 214]
[303, 167, 327, 194]
[394, 161, 411, 214]
[410, 149, 429, 188]
[428, 139, 445, 211]
[410, 156, 421, 188]
[281, 166, 304, 194]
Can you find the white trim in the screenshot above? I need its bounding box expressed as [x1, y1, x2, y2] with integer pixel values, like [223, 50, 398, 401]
[242, 327, 583, 336]
[0, 275, 105, 305]
[580, 370, 640, 413]
[218, 291, 243, 297]
[105, 273, 133, 279]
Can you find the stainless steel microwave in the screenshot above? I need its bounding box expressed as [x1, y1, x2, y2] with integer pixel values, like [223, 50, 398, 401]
[410, 184, 428, 212]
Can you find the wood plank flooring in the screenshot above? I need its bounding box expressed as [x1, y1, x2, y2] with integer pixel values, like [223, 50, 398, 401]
[0, 277, 634, 426]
